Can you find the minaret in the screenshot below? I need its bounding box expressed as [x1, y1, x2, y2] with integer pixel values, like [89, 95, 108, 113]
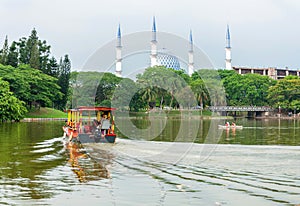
[115, 24, 122, 77]
[150, 16, 158, 67]
[225, 25, 232, 70]
[188, 30, 194, 76]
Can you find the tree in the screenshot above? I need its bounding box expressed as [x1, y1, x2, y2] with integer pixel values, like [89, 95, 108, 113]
[136, 66, 191, 109]
[191, 69, 227, 106]
[45, 56, 59, 77]
[0, 78, 27, 122]
[191, 79, 209, 108]
[222, 72, 275, 106]
[95, 72, 122, 106]
[38, 40, 51, 73]
[71, 72, 105, 107]
[7, 41, 19, 67]
[56, 55, 71, 110]
[0, 64, 62, 109]
[111, 78, 139, 110]
[0, 35, 9, 65]
[29, 41, 40, 69]
[268, 77, 300, 110]
[17, 28, 51, 72]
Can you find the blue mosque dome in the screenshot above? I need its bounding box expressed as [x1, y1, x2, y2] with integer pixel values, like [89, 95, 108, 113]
[156, 52, 181, 71]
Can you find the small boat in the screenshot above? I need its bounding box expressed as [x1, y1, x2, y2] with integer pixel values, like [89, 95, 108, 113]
[218, 125, 243, 129]
[63, 106, 117, 143]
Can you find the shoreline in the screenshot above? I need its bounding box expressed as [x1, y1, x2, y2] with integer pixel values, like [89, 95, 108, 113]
[21, 118, 66, 122]
[20, 115, 300, 122]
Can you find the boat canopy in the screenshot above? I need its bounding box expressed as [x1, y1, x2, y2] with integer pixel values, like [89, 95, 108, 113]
[67, 106, 116, 112]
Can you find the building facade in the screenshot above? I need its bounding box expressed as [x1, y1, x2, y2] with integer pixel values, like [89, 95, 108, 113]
[232, 66, 300, 80]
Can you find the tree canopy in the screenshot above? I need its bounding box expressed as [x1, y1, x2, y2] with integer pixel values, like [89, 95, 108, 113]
[0, 78, 27, 122]
[0, 64, 62, 108]
[0, 28, 71, 111]
[267, 76, 300, 110]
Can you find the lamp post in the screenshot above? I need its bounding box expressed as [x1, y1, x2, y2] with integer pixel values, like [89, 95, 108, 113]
[278, 105, 281, 118]
[294, 106, 296, 118]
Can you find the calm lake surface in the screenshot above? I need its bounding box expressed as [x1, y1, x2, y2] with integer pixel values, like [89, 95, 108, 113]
[0, 118, 299, 206]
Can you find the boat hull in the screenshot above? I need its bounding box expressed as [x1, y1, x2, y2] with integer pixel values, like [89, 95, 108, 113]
[218, 125, 243, 129]
[78, 134, 116, 143]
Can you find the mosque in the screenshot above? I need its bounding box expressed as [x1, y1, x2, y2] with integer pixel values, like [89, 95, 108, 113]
[114, 17, 299, 80]
[114, 16, 212, 77]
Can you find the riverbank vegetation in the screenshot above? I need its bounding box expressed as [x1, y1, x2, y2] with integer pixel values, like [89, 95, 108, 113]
[0, 29, 71, 121]
[70, 67, 300, 115]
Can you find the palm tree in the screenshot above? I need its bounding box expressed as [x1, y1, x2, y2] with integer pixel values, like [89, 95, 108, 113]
[191, 79, 209, 109]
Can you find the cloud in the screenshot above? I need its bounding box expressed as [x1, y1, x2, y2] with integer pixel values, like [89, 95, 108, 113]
[1, 0, 300, 69]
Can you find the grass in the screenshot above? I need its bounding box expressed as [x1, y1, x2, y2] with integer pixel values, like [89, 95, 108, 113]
[25, 107, 67, 118]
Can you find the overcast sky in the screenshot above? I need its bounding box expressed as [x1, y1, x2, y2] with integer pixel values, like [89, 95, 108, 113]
[1, 0, 300, 70]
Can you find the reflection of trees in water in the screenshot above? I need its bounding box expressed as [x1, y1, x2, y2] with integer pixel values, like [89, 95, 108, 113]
[66, 142, 112, 182]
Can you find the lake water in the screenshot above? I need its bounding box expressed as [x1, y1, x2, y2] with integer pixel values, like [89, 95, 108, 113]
[0, 118, 299, 206]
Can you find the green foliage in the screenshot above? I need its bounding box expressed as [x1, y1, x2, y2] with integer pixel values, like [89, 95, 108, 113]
[29, 41, 40, 69]
[0, 78, 27, 121]
[7, 41, 18, 67]
[190, 79, 209, 107]
[71, 71, 106, 107]
[222, 72, 275, 106]
[0, 29, 72, 111]
[95, 72, 122, 106]
[112, 78, 139, 110]
[0, 36, 9, 65]
[0, 64, 62, 108]
[136, 66, 194, 109]
[64, 67, 300, 113]
[1, 28, 64, 79]
[56, 55, 71, 110]
[267, 78, 300, 110]
[192, 69, 227, 106]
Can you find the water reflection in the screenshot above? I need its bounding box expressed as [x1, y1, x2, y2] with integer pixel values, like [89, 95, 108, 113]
[117, 117, 300, 145]
[1, 119, 300, 205]
[64, 140, 111, 182]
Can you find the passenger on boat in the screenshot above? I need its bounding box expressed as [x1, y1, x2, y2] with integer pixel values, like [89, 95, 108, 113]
[93, 119, 101, 127]
[100, 115, 111, 137]
[225, 122, 230, 126]
[231, 122, 236, 127]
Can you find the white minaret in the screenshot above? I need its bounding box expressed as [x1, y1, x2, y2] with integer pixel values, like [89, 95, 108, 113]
[150, 16, 158, 67]
[188, 30, 194, 76]
[225, 25, 232, 70]
[115, 24, 122, 77]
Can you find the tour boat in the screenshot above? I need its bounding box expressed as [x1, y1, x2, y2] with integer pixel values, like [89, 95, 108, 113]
[218, 125, 243, 129]
[63, 106, 117, 143]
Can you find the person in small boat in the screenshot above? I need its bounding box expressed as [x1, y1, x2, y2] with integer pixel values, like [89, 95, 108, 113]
[225, 122, 230, 126]
[231, 122, 236, 127]
[100, 115, 111, 137]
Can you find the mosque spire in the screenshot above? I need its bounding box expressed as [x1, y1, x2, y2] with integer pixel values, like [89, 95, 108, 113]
[226, 24, 231, 48]
[150, 16, 158, 67]
[152, 16, 157, 42]
[189, 29, 193, 51]
[117, 23, 122, 47]
[225, 24, 232, 70]
[115, 24, 122, 77]
[188, 29, 194, 76]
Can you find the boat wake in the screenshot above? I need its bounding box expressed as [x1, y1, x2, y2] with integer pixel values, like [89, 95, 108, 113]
[83, 139, 300, 206]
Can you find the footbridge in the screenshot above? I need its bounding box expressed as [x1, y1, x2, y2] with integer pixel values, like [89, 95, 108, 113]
[208, 106, 274, 117]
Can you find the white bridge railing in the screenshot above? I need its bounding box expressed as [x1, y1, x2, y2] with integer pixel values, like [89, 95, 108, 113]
[209, 106, 274, 112]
